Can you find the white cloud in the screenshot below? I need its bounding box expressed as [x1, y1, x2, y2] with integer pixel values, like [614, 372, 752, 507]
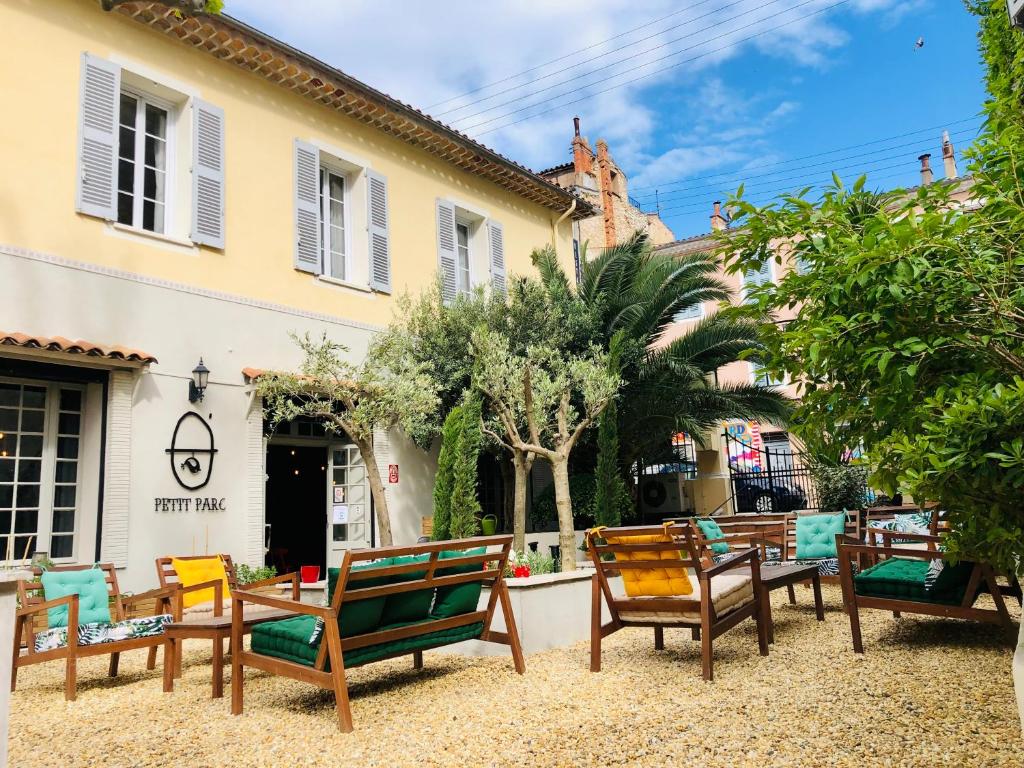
[226, 0, 926, 176]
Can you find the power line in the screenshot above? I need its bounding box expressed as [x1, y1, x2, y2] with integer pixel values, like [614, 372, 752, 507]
[630, 116, 982, 195]
[425, 0, 723, 111]
[438, 0, 789, 121]
[641, 126, 979, 207]
[470, 0, 851, 136]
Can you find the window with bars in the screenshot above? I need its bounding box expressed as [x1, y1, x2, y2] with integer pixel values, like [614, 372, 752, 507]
[117, 91, 170, 234]
[0, 381, 83, 563]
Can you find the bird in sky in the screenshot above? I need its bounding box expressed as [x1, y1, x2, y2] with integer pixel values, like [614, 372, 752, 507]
[914, 36, 925, 50]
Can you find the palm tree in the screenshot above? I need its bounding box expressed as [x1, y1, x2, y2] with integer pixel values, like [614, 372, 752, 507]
[533, 231, 791, 470]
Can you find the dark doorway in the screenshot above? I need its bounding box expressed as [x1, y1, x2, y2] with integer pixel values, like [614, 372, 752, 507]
[265, 444, 326, 575]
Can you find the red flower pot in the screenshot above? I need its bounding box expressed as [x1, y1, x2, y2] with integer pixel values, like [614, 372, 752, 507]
[300, 565, 320, 583]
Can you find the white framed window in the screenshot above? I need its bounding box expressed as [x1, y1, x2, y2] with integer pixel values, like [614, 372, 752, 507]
[117, 90, 172, 234]
[0, 380, 84, 564]
[742, 261, 774, 304]
[319, 166, 350, 281]
[455, 220, 472, 297]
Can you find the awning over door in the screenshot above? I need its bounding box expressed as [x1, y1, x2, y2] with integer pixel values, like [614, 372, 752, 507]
[0, 331, 157, 364]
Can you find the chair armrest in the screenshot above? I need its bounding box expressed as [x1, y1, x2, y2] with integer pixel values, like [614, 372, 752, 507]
[701, 547, 757, 578]
[121, 586, 180, 617]
[245, 571, 301, 599]
[230, 589, 334, 620]
[16, 594, 77, 618]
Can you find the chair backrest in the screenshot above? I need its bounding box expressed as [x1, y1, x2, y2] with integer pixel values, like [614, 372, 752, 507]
[780, 509, 862, 559]
[155, 553, 239, 592]
[17, 563, 123, 638]
[586, 523, 705, 577]
[685, 513, 789, 563]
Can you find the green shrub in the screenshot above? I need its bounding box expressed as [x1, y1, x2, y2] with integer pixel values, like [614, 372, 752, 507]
[236, 563, 277, 585]
[809, 462, 868, 512]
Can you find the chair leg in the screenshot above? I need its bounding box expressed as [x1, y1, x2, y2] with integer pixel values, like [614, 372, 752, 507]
[10, 616, 22, 693]
[163, 640, 174, 693]
[497, 582, 525, 675]
[590, 575, 602, 673]
[700, 617, 713, 681]
[146, 645, 157, 671]
[812, 577, 825, 622]
[848, 599, 864, 654]
[654, 626, 664, 650]
[763, 590, 775, 645]
[690, 627, 700, 641]
[755, 602, 769, 657]
[212, 635, 224, 699]
[230, 636, 243, 717]
[174, 638, 183, 679]
[412, 651, 423, 670]
[323, 623, 353, 733]
[892, 611, 901, 619]
[65, 652, 77, 702]
[108, 652, 120, 677]
[786, 584, 796, 605]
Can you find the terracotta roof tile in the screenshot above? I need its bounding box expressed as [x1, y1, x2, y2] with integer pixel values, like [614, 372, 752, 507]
[0, 331, 157, 364]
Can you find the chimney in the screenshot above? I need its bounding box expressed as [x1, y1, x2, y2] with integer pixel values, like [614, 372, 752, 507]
[710, 200, 728, 231]
[571, 117, 594, 176]
[918, 153, 933, 186]
[597, 139, 617, 247]
[942, 131, 958, 179]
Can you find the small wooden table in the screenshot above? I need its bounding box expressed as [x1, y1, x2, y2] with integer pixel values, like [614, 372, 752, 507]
[758, 562, 824, 644]
[165, 608, 292, 698]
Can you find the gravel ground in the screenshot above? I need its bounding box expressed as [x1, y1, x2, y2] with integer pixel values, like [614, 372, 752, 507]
[9, 585, 1022, 768]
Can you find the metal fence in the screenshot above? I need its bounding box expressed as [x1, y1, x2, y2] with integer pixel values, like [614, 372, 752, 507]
[723, 431, 819, 514]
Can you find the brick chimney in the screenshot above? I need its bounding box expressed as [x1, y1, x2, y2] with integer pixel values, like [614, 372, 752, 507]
[572, 117, 594, 175]
[942, 131, 959, 179]
[710, 200, 728, 231]
[918, 153, 934, 186]
[597, 139, 616, 247]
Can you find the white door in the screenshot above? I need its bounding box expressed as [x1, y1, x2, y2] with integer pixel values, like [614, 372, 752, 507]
[326, 443, 372, 568]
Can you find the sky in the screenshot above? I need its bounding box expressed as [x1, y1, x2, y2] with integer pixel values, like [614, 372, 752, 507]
[227, 0, 986, 239]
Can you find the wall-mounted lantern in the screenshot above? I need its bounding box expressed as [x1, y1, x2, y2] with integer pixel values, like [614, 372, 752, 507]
[189, 358, 210, 403]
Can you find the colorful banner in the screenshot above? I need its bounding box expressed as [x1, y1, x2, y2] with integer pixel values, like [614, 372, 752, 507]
[723, 420, 764, 472]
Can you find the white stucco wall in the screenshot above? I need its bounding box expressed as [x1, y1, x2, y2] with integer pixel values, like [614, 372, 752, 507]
[0, 246, 438, 590]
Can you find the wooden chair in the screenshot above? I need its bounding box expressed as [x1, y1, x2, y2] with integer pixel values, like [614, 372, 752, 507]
[758, 509, 863, 583]
[11, 563, 177, 701]
[230, 535, 524, 732]
[836, 531, 1017, 653]
[586, 524, 768, 681]
[153, 554, 299, 672]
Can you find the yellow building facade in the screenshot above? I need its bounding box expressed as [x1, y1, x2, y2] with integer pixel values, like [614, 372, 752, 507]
[0, 0, 590, 589]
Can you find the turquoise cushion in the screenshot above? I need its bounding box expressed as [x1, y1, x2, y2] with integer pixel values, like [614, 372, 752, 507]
[696, 519, 729, 554]
[41, 568, 111, 628]
[328, 559, 392, 637]
[795, 513, 847, 560]
[431, 548, 485, 618]
[381, 554, 434, 624]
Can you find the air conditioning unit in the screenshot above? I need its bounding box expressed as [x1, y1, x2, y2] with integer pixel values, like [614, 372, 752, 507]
[1010, 0, 1024, 29]
[638, 474, 692, 518]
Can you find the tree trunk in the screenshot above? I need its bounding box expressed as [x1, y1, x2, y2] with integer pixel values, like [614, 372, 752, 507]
[356, 438, 393, 546]
[511, 449, 533, 554]
[550, 455, 577, 571]
[1015, 570, 1024, 732]
[498, 453, 514, 536]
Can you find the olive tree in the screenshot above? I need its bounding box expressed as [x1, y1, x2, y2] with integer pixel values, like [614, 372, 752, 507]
[472, 327, 619, 571]
[255, 332, 438, 546]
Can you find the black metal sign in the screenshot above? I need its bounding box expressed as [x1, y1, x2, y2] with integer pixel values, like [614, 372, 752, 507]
[165, 412, 218, 490]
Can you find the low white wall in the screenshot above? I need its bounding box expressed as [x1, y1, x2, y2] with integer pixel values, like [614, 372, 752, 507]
[439, 568, 623, 657]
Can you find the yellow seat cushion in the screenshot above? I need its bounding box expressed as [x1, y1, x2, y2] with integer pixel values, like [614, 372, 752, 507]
[171, 557, 231, 609]
[618, 573, 754, 624]
[602, 531, 693, 597]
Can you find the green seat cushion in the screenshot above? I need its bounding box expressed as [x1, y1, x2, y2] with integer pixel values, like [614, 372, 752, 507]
[431, 548, 486, 619]
[329, 559, 393, 638]
[41, 568, 111, 627]
[854, 558, 972, 605]
[252, 614, 483, 669]
[381, 554, 434, 625]
[795, 513, 847, 560]
[695, 519, 729, 554]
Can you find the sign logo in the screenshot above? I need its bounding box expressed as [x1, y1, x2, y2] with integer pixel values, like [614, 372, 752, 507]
[165, 412, 218, 490]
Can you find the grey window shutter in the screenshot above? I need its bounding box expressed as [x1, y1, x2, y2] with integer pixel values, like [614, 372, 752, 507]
[191, 99, 225, 248]
[436, 199, 457, 303]
[76, 53, 120, 219]
[487, 219, 506, 297]
[293, 139, 321, 273]
[366, 170, 391, 293]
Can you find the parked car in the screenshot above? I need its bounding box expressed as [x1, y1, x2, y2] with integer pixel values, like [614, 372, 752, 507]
[731, 471, 807, 513]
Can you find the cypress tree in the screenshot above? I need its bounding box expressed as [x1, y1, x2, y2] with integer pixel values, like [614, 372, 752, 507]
[448, 392, 483, 539]
[431, 404, 462, 540]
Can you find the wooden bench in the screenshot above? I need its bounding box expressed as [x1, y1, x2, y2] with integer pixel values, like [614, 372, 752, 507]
[836, 531, 1017, 651]
[586, 524, 768, 681]
[11, 563, 176, 700]
[229, 536, 524, 732]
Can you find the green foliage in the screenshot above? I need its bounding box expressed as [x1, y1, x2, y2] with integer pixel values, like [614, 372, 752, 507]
[808, 462, 868, 513]
[449, 393, 483, 539]
[235, 563, 276, 585]
[717, 2, 1024, 572]
[506, 550, 556, 576]
[431, 404, 462, 541]
[531, 474, 597, 528]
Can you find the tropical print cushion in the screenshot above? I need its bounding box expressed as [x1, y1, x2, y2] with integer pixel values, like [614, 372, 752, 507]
[33, 614, 172, 653]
